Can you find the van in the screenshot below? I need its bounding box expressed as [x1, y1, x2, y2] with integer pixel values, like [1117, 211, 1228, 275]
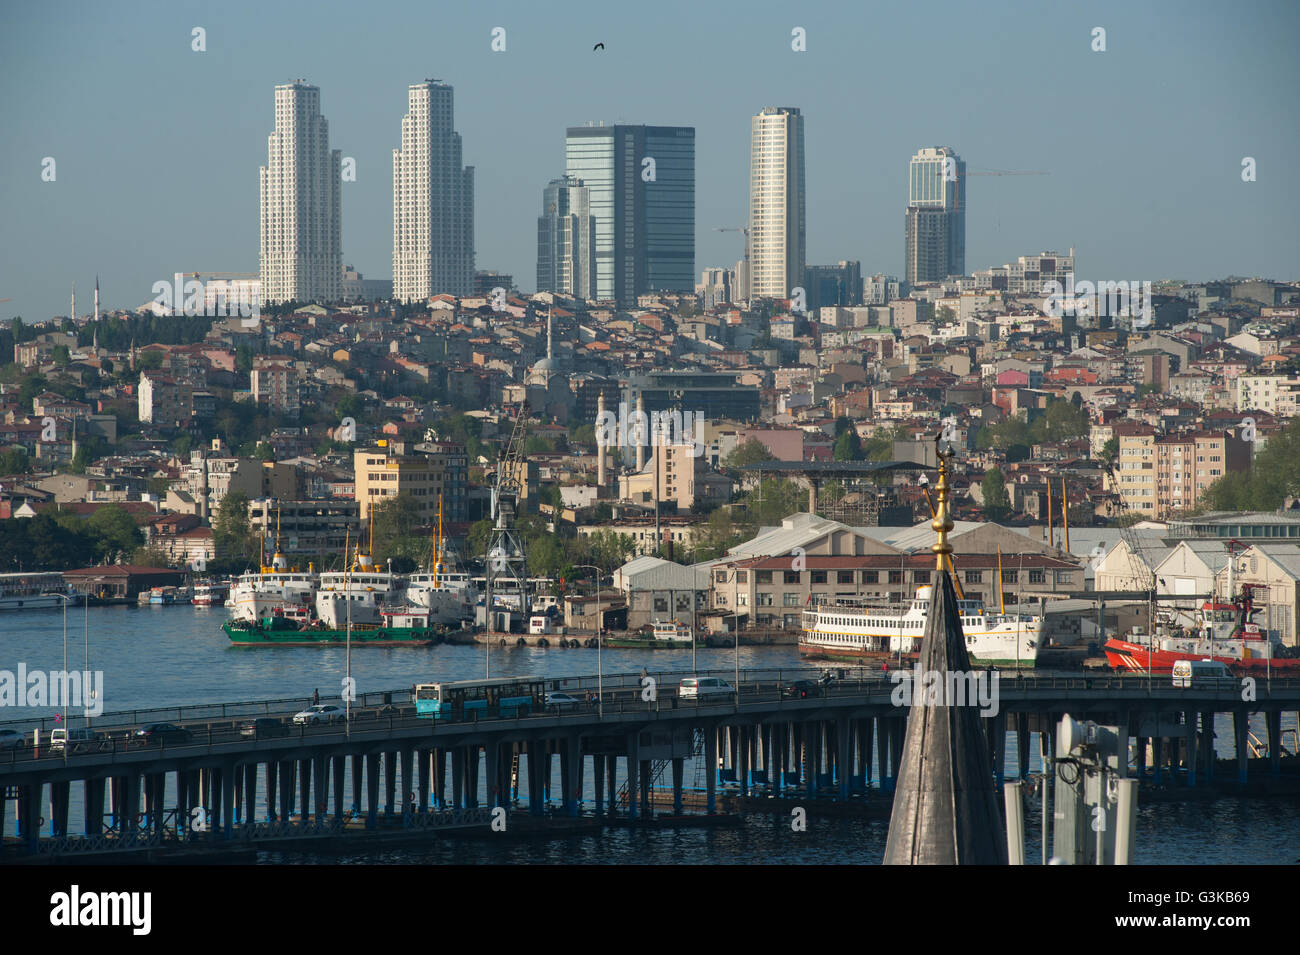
[50, 728, 102, 752]
[1172, 658, 1231, 688]
[679, 677, 733, 700]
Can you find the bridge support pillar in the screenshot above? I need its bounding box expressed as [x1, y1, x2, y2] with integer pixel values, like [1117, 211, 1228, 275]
[350, 754, 362, 816]
[565, 738, 582, 817]
[333, 756, 346, 823]
[242, 764, 257, 825]
[279, 760, 296, 823]
[17, 783, 40, 852]
[1201, 713, 1215, 780]
[84, 776, 105, 836]
[773, 725, 785, 793]
[1152, 738, 1163, 786]
[738, 726, 750, 797]
[593, 755, 606, 814]
[400, 748, 415, 823]
[221, 763, 236, 839]
[232, 766, 243, 825]
[124, 772, 141, 836]
[432, 749, 446, 809]
[1185, 711, 1199, 787]
[263, 763, 277, 822]
[314, 755, 328, 825]
[992, 712, 1007, 789]
[838, 717, 851, 800]
[606, 749, 618, 816]
[486, 742, 502, 813]
[627, 733, 640, 820]
[879, 721, 892, 793]
[705, 726, 717, 814]
[386, 751, 400, 815]
[672, 757, 684, 814]
[1268, 710, 1283, 778]
[50, 780, 70, 838]
[1017, 714, 1030, 779]
[558, 739, 573, 816]
[862, 719, 874, 787]
[1234, 711, 1249, 786]
[151, 773, 167, 835]
[416, 749, 429, 814]
[451, 747, 466, 811]
[365, 753, 380, 828]
[466, 746, 481, 808]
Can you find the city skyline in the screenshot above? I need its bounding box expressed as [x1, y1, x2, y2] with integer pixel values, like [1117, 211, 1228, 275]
[2, 0, 1298, 321]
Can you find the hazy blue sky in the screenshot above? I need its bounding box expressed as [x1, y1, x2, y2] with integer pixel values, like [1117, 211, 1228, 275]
[2, 0, 1297, 323]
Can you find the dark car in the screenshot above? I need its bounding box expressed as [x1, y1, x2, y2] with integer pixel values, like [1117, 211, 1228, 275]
[239, 717, 290, 739]
[135, 722, 193, 745]
[781, 679, 822, 700]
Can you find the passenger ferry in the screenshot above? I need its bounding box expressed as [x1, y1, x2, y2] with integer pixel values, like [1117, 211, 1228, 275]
[228, 550, 318, 623]
[192, 581, 229, 606]
[800, 585, 1041, 666]
[314, 552, 405, 628]
[404, 500, 475, 626]
[0, 572, 83, 611]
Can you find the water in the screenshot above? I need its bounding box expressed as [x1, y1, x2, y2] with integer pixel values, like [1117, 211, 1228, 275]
[2, 605, 1298, 864]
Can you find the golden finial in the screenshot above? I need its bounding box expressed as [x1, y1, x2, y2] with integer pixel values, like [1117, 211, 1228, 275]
[931, 432, 955, 571]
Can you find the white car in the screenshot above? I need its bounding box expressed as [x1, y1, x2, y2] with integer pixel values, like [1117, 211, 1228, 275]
[0, 729, 26, 750]
[292, 704, 346, 725]
[545, 692, 583, 710]
[678, 677, 733, 700]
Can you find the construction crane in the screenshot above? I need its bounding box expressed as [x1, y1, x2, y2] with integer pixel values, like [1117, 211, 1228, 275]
[951, 169, 1049, 211]
[713, 227, 750, 299]
[484, 402, 531, 637]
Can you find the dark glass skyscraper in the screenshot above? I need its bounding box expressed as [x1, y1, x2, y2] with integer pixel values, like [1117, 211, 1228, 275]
[564, 124, 695, 304]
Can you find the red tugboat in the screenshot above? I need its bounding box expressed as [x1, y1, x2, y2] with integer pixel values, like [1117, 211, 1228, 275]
[1104, 583, 1300, 673]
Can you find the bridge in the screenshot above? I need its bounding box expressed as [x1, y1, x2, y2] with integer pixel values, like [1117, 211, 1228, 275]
[3, 667, 1298, 859]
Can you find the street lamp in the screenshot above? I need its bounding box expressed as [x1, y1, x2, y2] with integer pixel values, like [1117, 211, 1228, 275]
[572, 564, 604, 717]
[48, 592, 89, 752]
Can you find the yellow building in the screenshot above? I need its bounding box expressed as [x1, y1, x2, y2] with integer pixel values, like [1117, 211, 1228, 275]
[353, 444, 446, 524]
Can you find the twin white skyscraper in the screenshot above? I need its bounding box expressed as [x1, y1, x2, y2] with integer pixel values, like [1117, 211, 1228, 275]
[259, 80, 475, 306]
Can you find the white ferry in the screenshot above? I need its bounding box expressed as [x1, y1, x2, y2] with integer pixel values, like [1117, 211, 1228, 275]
[228, 550, 318, 623]
[314, 552, 405, 628]
[0, 572, 83, 611]
[192, 581, 229, 606]
[800, 585, 1041, 667]
[404, 505, 475, 626]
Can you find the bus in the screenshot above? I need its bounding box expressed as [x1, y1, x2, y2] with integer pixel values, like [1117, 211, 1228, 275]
[415, 678, 546, 720]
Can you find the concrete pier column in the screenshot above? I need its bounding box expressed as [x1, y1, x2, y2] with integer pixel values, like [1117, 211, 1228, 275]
[572, 744, 586, 813]
[232, 766, 244, 826]
[640, 759, 652, 816]
[1234, 711, 1250, 786]
[809, 723, 822, 797]
[738, 726, 750, 796]
[84, 777, 105, 835]
[17, 783, 40, 851]
[773, 725, 785, 793]
[265, 762, 279, 821]
[863, 719, 875, 787]
[672, 757, 684, 814]
[558, 739, 573, 815]
[141, 776, 157, 835]
[1201, 713, 1216, 780]
[432, 749, 446, 808]
[417, 750, 430, 813]
[243, 764, 258, 825]
[837, 717, 852, 800]
[333, 756, 347, 822]
[1267, 710, 1283, 778]
[627, 734, 640, 820]
[351, 754, 364, 815]
[541, 745, 552, 804]
[1017, 714, 1031, 779]
[279, 759, 296, 822]
[486, 742, 502, 812]
[314, 755, 329, 823]
[880, 720, 893, 792]
[365, 753, 380, 828]
[384, 751, 398, 816]
[50, 781, 70, 837]
[1152, 738, 1163, 786]
[526, 743, 544, 815]
[124, 772, 141, 835]
[606, 749, 619, 815]
[401, 748, 415, 820]
[992, 713, 1007, 788]
[705, 726, 718, 814]
[151, 773, 167, 835]
[1185, 713, 1199, 787]
[466, 746, 481, 808]
[594, 754, 606, 814]
[563, 738, 582, 816]
[221, 764, 236, 839]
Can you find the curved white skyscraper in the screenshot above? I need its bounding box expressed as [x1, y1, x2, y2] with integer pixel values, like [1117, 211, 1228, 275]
[748, 107, 805, 300]
[259, 82, 341, 305]
[393, 80, 475, 302]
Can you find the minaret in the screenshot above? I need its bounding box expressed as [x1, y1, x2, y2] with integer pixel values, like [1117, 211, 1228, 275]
[93, 275, 100, 325]
[71, 284, 76, 323]
[635, 393, 646, 471]
[546, 310, 553, 363]
[596, 392, 607, 488]
[883, 434, 1007, 865]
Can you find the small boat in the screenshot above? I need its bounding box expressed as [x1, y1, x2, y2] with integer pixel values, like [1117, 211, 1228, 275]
[604, 619, 702, 649]
[192, 581, 229, 606]
[0, 572, 83, 611]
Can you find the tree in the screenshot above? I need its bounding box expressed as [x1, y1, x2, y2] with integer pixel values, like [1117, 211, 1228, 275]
[1099, 436, 1119, 467]
[0, 447, 30, 474]
[86, 504, 143, 562]
[213, 491, 256, 563]
[1200, 417, 1300, 512]
[368, 494, 425, 566]
[981, 468, 1011, 520]
[724, 438, 775, 468]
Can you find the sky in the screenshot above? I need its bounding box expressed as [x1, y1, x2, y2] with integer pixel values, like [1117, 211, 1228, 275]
[1, 0, 1298, 324]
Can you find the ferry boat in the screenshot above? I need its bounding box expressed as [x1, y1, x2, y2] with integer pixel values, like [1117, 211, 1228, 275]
[222, 606, 444, 647]
[404, 498, 476, 626]
[229, 560, 317, 622]
[192, 581, 229, 606]
[1103, 584, 1300, 673]
[314, 552, 405, 628]
[800, 585, 1041, 666]
[0, 572, 83, 611]
[604, 620, 701, 650]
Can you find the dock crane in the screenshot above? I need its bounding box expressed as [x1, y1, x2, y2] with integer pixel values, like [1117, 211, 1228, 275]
[713, 227, 749, 299]
[951, 169, 1049, 212]
[484, 402, 531, 636]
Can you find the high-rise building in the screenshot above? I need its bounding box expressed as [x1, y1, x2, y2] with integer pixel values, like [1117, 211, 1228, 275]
[748, 107, 806, 300]
[904, 146, 965, 285]
[564, 123, 695, 304]
[259, 82, 342, 305]
[393, 80, 476, 302]
[804, 260, 862, 310]
[537, 176, 596, 299]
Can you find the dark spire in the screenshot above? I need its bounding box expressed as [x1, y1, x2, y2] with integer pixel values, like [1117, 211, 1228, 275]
[883, 435, 1007, 865]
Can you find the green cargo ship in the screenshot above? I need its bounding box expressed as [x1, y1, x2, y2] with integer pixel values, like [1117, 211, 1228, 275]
[223, 609, 445, 647]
